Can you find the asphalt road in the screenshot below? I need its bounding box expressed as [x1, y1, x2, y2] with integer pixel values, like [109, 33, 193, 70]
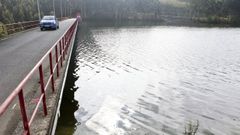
[0, 19, 76, 104]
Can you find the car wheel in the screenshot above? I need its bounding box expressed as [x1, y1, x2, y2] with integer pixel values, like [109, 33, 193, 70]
[40, 28, 44, 31]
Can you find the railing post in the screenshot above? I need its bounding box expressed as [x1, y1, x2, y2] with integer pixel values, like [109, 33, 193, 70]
[65, 34, 67, 47]
[18, 89, 30, 135]
[65, 33, 68, 55]
[59, 40, 63, 67]
[62, 38, 64, 61]
[55, 45, 59, 77]
[66, 32, 70, 55]
[68, 31, 70, 43]
[49, 52, 55, 93]
[39, 65, 47, 116]
[63, 36, 66, 60]
[65, 33, 67, 46]
[63, 36, 65, 47]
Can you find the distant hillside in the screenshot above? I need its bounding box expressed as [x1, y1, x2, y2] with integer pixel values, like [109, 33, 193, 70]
[0, 0, 239, 25]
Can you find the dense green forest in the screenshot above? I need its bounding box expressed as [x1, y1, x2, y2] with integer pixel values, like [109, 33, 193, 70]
[0, 0, 240, 24]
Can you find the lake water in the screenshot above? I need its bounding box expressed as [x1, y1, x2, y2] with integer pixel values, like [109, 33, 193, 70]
[56, 23, 240, 135]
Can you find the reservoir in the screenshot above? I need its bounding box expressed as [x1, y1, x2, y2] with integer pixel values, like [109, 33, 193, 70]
[56, 23, 240, 135]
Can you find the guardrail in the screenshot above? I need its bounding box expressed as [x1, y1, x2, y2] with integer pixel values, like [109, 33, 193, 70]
[0, 17, 69, 37]
[0, 19, 78, 135]
[5, 20, 39, 35]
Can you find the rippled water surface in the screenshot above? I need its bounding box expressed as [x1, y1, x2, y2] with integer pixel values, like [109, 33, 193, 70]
[56, 23, 240, 135]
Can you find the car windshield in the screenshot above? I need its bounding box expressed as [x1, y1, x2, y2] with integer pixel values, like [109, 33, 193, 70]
[42, 16, 55, 20]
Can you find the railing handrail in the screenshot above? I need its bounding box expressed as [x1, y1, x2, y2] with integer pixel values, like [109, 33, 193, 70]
[0, 18, 78, 135]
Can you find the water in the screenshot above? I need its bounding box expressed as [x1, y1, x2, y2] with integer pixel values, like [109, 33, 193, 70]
[56, 23, 240, 135]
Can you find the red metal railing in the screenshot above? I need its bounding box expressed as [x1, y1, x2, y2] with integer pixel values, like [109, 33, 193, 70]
[0, 19, 78, 135]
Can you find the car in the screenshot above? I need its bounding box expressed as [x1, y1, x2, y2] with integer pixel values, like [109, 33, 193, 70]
[40, 16, 59, 31]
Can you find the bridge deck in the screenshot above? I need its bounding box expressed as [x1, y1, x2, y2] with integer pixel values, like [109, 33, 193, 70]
[0, 19, 76, 104]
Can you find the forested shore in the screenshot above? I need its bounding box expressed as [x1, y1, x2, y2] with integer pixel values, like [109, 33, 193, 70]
[0, 0, 240, 25]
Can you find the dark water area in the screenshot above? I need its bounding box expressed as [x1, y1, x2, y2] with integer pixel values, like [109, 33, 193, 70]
[56, 22, 240, 135]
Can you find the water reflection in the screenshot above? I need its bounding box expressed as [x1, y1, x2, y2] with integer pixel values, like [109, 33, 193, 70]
[56, 23, 240, 135]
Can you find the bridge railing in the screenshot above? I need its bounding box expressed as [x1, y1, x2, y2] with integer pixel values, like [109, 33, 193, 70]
[0, 19, 78, 135]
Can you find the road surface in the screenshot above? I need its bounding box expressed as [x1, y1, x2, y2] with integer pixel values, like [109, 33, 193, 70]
[0, 19, 76, 104]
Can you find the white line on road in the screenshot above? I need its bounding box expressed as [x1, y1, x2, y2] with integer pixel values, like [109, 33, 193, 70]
[11, 104, 16, 110]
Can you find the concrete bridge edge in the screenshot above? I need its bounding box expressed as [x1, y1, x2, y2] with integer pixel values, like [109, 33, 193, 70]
[48, 23, 78, 135]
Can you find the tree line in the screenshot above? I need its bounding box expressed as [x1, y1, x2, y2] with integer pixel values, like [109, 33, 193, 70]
[0, 0, 240, 24]
[0, 0, 72, 23]
[188, 0, 240, 24]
